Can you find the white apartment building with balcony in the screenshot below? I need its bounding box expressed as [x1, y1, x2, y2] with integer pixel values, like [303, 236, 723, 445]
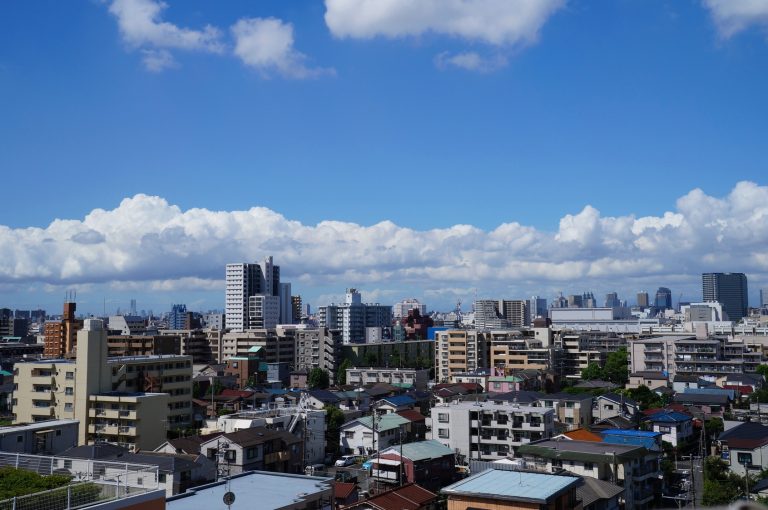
[430, 401, 554, 461]
[346, 367, 430, 390]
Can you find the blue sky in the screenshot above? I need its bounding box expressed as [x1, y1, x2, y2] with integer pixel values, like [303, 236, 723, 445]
[1, 0, 767, 315]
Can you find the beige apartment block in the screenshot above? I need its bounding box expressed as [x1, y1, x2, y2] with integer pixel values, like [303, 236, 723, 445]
[13, 319, 190, 451]
[435, 330, 487, 383]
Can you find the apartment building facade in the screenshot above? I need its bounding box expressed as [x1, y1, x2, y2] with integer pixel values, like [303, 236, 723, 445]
[43, 302, 82, 358]
[317, 289, 392, 344]
[486, 331, 556, 372]
[430, 401, 555, 461]
[13, 319, 192, 451]
[346, 367, 430, 390]
[435, 330, 486, 383]
[293, 327, 342, 384]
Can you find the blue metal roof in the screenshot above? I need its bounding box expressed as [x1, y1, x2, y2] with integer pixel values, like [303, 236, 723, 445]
[601, 429, 660, 437]
[442, 469, 580, 503]
[601, 429, 661, 450]
[380, 395, 415, 406]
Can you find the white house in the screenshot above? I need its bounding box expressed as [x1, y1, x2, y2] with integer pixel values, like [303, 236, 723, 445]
[339, 413, 409, 456]
[646, 410, 693, 447]
[718, 421, 768, 476]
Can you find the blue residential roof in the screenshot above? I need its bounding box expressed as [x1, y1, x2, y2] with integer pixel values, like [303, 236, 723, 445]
[441, 469, 581, 504]
[683, 388, 736, 400]
[648, 411, 691, 423]
[380, 395, 415, 407]
[601, 429, 661, 450]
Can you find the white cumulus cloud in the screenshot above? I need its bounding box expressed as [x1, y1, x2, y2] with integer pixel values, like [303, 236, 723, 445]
[325, 0, 565, 71]
[2, 182, 768, 309]
[108, 0, 223, 71]
[702, 0, 768, 38]
[231, 17, 335, 79]
[434, 51, 508, 72]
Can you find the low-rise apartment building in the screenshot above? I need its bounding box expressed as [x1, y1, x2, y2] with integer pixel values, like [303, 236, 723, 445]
[291, 326, 342, 384]
[13, 319, 192, 451]
[487, 330, 557, 372]
[517, 439, 662, 510]
[199, 427, 303, 475]
[536, 393, 593, 429]
[430, 401, 555, 461]
[0, 419, 79, 454]
[346, 367, 430, 390]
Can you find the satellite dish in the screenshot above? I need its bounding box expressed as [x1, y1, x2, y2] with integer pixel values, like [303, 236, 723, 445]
[223, 491, 236, 506]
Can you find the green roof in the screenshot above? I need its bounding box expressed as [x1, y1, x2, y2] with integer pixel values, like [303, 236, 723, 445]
[489, 376, 522, 382]
[248, 345, 263, 353]
[517, 440, 648, 464]
[355, 413, 409, 432]
[381, 439, 455, 461]
[391, 382, 414, 388]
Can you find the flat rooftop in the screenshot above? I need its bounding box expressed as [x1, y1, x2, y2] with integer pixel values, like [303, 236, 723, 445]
[167, 471, 332, 510]
[0, 419, 78, 432]
[435, 400, 548, 413]
[442, 469, 580, 503]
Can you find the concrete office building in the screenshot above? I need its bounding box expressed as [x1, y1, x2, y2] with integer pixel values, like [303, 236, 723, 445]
[702, 272, 749, 321]
[291, 326, 341, 384]
[168, 304, 189, 330]
[605, 292, 620, 308]
[394, 298, 427, 319]
[761, 288, 768, 308]
[655, 287, 672, 310]
[431, 401, 554, 461]
[317, 289, 392, 344]
[637, 291, 649, 308]
[13, 319, 190, 450]
[278, 282, 293, 324]
[108, 315, 148, 336]
[290, 296, 303, 322]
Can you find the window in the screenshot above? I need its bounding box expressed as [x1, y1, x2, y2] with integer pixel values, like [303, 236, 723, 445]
[437, 413, 449, 423]
[65, 387, 73, 396]
[64, 460, 72, 469]
[604, 404, 614, 410]
[438, 428, 449, 439]
[17, 435, 22, 443]
[64, 403, 73, 411]
[584, 462, 594, 471]
[737, 453, 753, 466]
[158, 474, 167, 483]
[65, 372, 74, 380]
[344, 431, 355, 439]
[56, 430, 61, 436]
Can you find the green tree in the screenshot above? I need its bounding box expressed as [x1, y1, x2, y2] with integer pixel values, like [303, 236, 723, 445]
[337, 358, 352, 386]
[324, 404, 346, 458]
[756, 364, 768, 379]
[363, 351, 378, 367]
[623, 385, 663, 411]
[702, 456, 744, 506]
[581, 362, 603, 381]
[0, 467, 74, 500]
[603, 347, 629, 385]
[308, 368, 330, 389]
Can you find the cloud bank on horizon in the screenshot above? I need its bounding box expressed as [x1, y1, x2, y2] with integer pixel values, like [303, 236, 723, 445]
[1, 182, 767, 302]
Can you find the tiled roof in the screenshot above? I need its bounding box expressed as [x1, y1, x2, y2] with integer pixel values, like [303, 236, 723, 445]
[380, 395, 415, 407]
[577, 477, 624, 507]
[719, 422, 768, 449]
[167, 432, 224, 454]
[630, 371, 668, 380]
[396, 409, 426, 423]
[334, 481, 357, 500]
[562, 428, 603, 442]
[358, 483, 436, 510]
[353, 413, 410, 432]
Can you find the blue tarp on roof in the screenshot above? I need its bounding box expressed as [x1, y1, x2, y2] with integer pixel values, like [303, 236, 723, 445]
[601, 429, 661, 450]
[380, 395, 416, 407]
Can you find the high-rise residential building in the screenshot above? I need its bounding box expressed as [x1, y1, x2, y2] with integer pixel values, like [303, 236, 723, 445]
[604, 292, 620, 308]
[637, 291, 649, 308]
[168, 303, 189, 330]
[702, 272, 749, 321]
[528, 296, 547, 323]
[434, 330, 487, 382]
[225, 256, 286, 332]
[43, 302, 83, 358]
[393, 298, 427, 319]
[291, 295, 303, 322]
[499, 300, 528, 327]
[317, 289, 392, 344]
[474, 299, 527, 329]
[654, 287, 672, 310]
[278, 282, 292, 324]
[248, 295, 280, 329]
[761, 288, 768, 308]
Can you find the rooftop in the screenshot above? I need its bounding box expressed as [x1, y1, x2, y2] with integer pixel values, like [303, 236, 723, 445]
[441, 469, 580, 504]
[518, 439, 648, 463]
[719, 422, 768, 449]
[167, 471, 332, 510]
[380, 440, 455, 461]
[0, 419, 78, 433]
[577, 477, 624, 507]
[354, 413, 410, 432]
[437, 400, 546, 413]
[646, 411, 692, 423]
[352, 483, 436, 510]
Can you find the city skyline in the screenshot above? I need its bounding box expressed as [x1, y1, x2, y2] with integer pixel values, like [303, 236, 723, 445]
[1, 182, 767, 315]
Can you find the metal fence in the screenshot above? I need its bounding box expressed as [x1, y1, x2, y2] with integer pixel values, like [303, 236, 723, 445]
[0, 452, 160, 510]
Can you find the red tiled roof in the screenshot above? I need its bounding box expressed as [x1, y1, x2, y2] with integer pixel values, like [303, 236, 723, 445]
[334, 482, 357, 500]
[563, 428, 603, 442]
[396, 410, 426, 423]
[356, 483, 436, 510]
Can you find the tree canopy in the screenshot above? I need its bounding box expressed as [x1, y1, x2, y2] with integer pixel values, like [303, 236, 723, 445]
[337, 358, 352, 386]
[308, 368, 330, 389]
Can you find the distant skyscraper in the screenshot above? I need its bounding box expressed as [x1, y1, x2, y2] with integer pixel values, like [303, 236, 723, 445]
[655, 287, 672, 310]
[582, 292, 596, 308]
[567, 295, 582, 308]
[636, 291, 649, 308]
[528, 296, 547, 323]
[604, 292, 620, 308]
[168, 303, 188, 330]
[761, 288, 768, 308]
[318, 289, 392, 344]
[702, 272, 749, 321]
[129, 299, 137, 316]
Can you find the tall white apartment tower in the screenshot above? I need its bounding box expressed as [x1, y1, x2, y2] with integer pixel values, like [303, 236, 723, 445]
[226, 256, 285, 332]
